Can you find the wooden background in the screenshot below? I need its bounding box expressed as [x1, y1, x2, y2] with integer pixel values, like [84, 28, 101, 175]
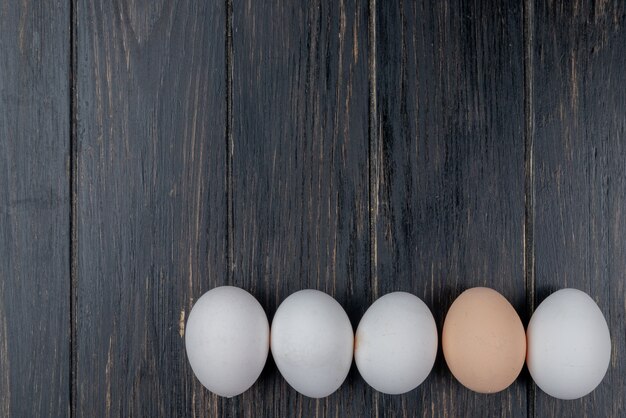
[1, 0, 624, 416]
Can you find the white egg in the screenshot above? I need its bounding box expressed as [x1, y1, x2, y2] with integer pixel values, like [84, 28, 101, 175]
[270, 289, 354, 398]
[526, 288, 611, 400]
[355, 292, 438, 394]
[185, 286, 270, 397]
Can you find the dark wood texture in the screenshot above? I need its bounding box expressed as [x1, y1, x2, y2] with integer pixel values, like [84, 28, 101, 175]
[74, 0, 226, 416]
[0, 1, 70, 416]
[374, 1, 527, 417]
[1, 0, 625, 417]
[531, 1, 626, 417]
[230, 0, 372, 416]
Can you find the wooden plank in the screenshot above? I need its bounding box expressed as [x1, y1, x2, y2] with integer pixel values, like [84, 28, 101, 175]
[74, 0, 226, 416]
[231, 0, 372, 416]
[374, 0, 527, 417]
[0, 0, 70, 416]
[531, 1, 626, 416]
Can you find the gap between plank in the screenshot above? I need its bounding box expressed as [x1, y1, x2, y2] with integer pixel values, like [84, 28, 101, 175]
[523, 0, 536, 417]
[368, 1, 380, 416]
[225, 0, 234, 284]
[69, 0, 78, 416]
[368, 0, 378, 302]
[225, 2, 237, 416]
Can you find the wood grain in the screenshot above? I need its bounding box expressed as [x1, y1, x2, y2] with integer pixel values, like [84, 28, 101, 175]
[531, 1, 626, 416]
[374, 0, 527, 417]
[0, 0, 70, 416]
[231, 0, 373, 416]
[74, 0, 226, 416]
[1, 0, 624, 416]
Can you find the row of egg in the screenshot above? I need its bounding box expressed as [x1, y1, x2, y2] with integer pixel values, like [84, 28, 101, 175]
[185, 286, 611, 400]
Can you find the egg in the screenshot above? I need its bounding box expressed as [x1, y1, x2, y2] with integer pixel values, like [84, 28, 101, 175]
[442, 287, 526, 393]
[185, 286, 270, 397]
[354, 292, 438, 394]
[526, 288, 611, 400]
[270, 289, 354, 398]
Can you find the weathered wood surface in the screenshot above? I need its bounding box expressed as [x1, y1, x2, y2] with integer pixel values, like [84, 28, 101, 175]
[531, 1, 626, 417]
[230, 0, 372, 416]
[74, 0, 226, 416]
[374, 1, 527, 417]
[1, 0, 624, 416]
[0, 0, 70, 416]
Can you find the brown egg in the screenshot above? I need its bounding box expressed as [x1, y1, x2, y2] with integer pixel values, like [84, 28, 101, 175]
[442, 287, 526, 393]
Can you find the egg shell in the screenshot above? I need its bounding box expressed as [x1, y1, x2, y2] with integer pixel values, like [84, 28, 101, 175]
[355, 292, 438, 394]
[526, 288, 611, 400]
[185, 286, 270, 397]
[270, 289, 354, 398]
[442, 287, 526, 393]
